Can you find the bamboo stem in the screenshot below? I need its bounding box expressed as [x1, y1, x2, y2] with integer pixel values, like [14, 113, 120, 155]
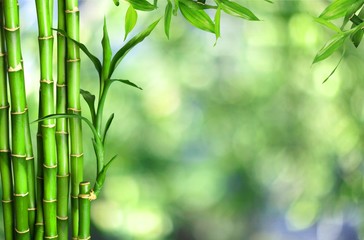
[3, 0, 30, 238]
[65, 0, 83, 238]
[56, 1, 69, 239]
[0, 1, 14, 239]
[78, 182, 91, 240]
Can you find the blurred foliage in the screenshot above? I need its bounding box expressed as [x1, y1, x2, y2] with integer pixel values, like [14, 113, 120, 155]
[3, 0, 364, 239]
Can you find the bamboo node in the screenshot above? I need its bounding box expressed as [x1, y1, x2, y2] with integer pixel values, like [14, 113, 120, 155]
[11, 153, 26, 158]
[38, 35, 54, 40]
[41, 123, 56, 128]
[66, 58, 80, 63]
[57, 32, 65, 37]
[71, 195, 78, 199]
[0, 149, 10, 153]
[15, 228, 30, 234]
[4, 26, 20, 32]
[56, 173, 70, 177]
[8, 63, 22, 72]
[40, 79, 54, 84]
[26, 156, 34, 161]
[67, 107, 81, 112]
[35, 222, 44, 226]
[45, 235, 59, 239]
[11, 109, 26, 115]
[43, 164, 57, 169]
[0, 52, 5, 56]
[78, 237, 91, 240]
[65, 7, 79, 13]
[55, 131, 68, 135]
[79, 194, 90, 199]
[70, 153, 84, 158]
[89, 190, 97, 201]
[57, 216, 68, 220]
[2, 199, 12, 203]
[56, 83, 66, 87]
[0, 104, 9, 109]
[43, 199, 57, 203]
[28, 207, 36, 211]
[14, 192, 29, 197]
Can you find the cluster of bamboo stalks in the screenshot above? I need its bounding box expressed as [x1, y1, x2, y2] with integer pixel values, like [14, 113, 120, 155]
[0, 0, 88, 239]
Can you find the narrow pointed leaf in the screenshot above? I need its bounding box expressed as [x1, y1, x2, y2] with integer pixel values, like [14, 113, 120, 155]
[102, 113, 115, 144]
[53, 28, 102, 76]
[319, 0, 357, 20]
[125, 0, 156, 11]
[109, 19, 160, 78]
[80, 89, 96, 124]
[220, 0, 259, 20]
[313, 33, 347, 63]
[173, 0, 179, 15]
[322, 50, 345, 83]
[113, 0, 120, 6]
[214, 6, 221, 45]
[125, 5, 138, 41]
[110, 79, 143, 90]
[102, 18, 112, 81]
[179, 0, 217, 10]
[179, 2, 215, 33]
[164, 0, 173, 39]
[351, 26, 364, 47]
[343, 1, 364, 26]
[315, 18, 342, 33]
[94, 155, 118, 197]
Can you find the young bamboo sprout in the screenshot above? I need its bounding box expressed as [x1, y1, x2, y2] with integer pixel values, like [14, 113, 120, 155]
[78, 182, 91, 240]
[3, 0, 30, 238]
[65, 0, 83, 237]
[0, 1, 14, 239]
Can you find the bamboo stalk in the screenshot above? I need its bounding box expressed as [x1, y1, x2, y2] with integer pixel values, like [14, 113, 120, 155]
[35, 0, 57, 238]
[56, 0, 70, 239]
[78, 182, 91, 240]
[65, 0, 83, 238]
[3, 0, 30, 238]
[0, 1, 14, 239]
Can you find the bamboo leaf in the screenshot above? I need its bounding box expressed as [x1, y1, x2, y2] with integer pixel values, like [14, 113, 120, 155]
[110, 79, 143, 90]
[351, 27, 364, 47]
[94, 155, 118, 197]
[214, 6, 221, 45]
[102, 113, 115, 144]
[125, 0, 156, 11]
[173, 0, 179, 15]
[179, 0, 217, 10]
[80, 89, 96, 124]
[220, 0, 259, 21]
[109, 18, 160, 78]
[102, 18, 112, 81]
[164, 0, 173, 39]
[343, 0, 364, 26]
[313, 33, 347, 63]
[53, 28, 102, 77]
[319, 0, 357, 20]
[125, 5, 138, 41]
[314, 18, 342, 33]
[113, 0, 120, 6]
[322, 50, 345, 83]
[179, 2, 215, 33]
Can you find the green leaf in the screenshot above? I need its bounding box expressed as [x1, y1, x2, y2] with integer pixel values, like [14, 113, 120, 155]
[173, 0, 179, 15]
[164, 0, 173, 39]
[179, 0, 217, 10]
[343, 0, 364, 26]
[110, 78, 143, 90]
[80, 89, 96, 124]
[53, 28, 102, 77]
[214, 6, 221, 45]
[313, 33, 347, 63]
[113, 0, 120, 6]
[94, 155, 118, 197]
[102, 18, 112, 81]
[322, 49, 345, 83]
[179, 2, 215, 33]
[314, 18, 342, 33]
[220, 0, 259, 21]
[102, 113, 115, 144]
[125, 0, 156, 11]
[125, 4, 138, 41]
[108, 18, 160, 79]
[351, 25, 364, 47]
[319, 0, 357, 20]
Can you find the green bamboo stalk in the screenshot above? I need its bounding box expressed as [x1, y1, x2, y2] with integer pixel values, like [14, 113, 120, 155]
[56, 0, 70, 239]
[78, 182, 91, 240]
[3, 0, 30, 238]
[0, 1, 14, 238]
[35, 0, 58, 239]
[65, 0, 83, 238]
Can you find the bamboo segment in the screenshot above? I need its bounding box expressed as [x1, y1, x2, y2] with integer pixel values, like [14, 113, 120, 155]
[3, 0, 30, 239]
[35, 0, 58, 238]
[65, 0, 83, 238]
[78, 182, 91, 240]
[0, 1, 13, 238]
[56, 1, 69, 239]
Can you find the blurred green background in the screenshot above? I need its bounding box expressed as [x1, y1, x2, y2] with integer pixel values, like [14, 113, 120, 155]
[4, 0, 364, 239]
